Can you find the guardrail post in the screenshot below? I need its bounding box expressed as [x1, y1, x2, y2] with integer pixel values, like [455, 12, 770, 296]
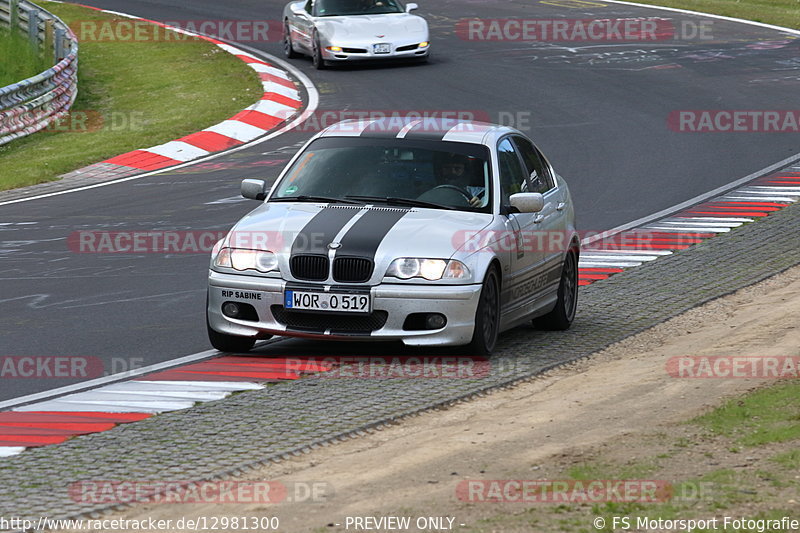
[26, 5, 36, 44]
[54, 26, 65, 62]
[9, 0, 18, 30]
[44, 16, 53, 54]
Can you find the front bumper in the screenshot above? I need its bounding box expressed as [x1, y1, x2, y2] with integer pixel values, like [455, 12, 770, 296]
[208, 270, 480, 347]
[322, 45, 429, 62]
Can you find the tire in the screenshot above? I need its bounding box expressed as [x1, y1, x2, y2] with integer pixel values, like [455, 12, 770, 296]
[283, 22, 300, 59]
[206, 296, 257, 352]
[466, 267, 500, 356]
[534, 248, 578, 331]
[312, 32, 327, 70]
[207, 319, 256, 353]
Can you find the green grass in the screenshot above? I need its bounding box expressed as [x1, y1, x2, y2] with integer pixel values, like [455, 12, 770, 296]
[0, 28, 50, 86]
[631, 0, 800, 30]
[771, 448, 800, 469]
[0, 1, 262, 190]
[691, 382, 800, 446]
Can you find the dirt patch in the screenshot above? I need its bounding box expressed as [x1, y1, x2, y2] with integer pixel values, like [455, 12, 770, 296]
[60, 265, 800, 532]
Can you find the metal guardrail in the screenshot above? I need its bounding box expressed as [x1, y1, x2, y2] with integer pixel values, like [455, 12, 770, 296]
[0, 0, 78, 146]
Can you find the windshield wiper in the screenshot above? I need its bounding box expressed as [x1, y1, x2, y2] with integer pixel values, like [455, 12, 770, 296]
[270, 195, 362, 205]
[345, 195, 456, 210]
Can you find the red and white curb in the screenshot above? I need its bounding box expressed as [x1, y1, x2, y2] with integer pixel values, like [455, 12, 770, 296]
[66, 5, 303, 176]
[578, 168, 800, 285]
[1, 168, 798, 458]
[0, 357, 334, 456]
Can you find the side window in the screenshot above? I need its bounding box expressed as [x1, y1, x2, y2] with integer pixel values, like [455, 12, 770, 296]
[304, 0, 314, 14]
[497, 138, 528, 206]
[512, 136, 554, 194]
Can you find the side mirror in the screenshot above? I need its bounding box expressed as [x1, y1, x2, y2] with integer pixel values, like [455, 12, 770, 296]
[405, 3, 418, 12]
[241, 179, 268, 201]
[509, 192, 544, 213]
[291, 5, 307, 15]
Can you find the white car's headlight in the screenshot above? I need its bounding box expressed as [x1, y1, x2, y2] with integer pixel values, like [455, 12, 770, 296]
[214, 248, 279, 273]
[386, 258, 470, 281]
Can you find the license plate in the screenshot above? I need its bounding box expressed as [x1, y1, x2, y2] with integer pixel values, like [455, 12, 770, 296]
[373, 43, 391, 54]
[284, 290, 371, 313]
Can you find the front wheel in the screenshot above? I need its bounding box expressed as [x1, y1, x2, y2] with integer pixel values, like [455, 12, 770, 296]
[312, 32, 327, 70]
[207, 320, 256, 353]
[534, 248, 578, 331]
[466, 268, 500, 356]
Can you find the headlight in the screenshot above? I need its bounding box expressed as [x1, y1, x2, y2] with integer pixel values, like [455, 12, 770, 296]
[213, 248, 279, 273]
[419, 41, 430, 48]
[386, 258, 470, 281]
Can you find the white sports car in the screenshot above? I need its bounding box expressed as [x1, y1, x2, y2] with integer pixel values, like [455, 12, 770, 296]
[282, 0, 430, 69]
[207, 117, 579, 355]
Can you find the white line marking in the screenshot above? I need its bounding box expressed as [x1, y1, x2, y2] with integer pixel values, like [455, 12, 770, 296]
[204, 120, 266, 142]
[119, 381, 264, 391]
[578, 260, 643, 268]
[0, 350, 217, 410]
[674, 217, 754, 223]
[644, 226, 731, 233]
[719, 196, 796, 202]
[581, 249, 673, 256]
[601, 0, 800, 37]
[145, 141, 210, 162]
[0, 448, 25, 457]
[12, 400, 195, 413]
[658, 220, 743, 227]
[580, 254, 661, 261]
[69, 391, 230, 401]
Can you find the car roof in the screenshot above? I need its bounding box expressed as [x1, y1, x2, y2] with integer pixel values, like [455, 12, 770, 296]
[317, 116, 518, 145]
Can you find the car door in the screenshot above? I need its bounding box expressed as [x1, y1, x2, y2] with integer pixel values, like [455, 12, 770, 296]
[495, 137, 543, 319]
[510, 135, 567, 295]
[290, 0, 315, 52]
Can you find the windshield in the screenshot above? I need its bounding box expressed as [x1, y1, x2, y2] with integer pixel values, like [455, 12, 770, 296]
[272, 137, 493, 213]
[316, 0, 404, 16]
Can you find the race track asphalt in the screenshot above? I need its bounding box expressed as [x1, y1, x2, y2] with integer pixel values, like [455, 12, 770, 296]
[1, 0, 798, 401]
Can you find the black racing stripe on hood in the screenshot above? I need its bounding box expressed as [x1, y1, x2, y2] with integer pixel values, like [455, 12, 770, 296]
[334, 209, 409, 259]
[290, 207, 361, 256]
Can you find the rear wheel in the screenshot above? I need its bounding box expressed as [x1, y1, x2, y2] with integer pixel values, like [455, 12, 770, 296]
[283, 22, 300, 59]
[466, 268, 500, 356]
[534, 248, 578, 331]
[312, 32, 327, 69]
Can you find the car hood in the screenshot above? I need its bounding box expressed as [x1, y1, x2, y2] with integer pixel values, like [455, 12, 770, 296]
[225, 203, 493, 282]
[316, 13, 427, 42]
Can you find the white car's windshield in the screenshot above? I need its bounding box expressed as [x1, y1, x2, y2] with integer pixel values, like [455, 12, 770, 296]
[316, 0, 404, 16]
[272, 137, 492, 213]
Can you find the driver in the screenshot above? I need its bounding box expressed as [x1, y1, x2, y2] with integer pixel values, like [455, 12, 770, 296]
[434, 153, 485, 207]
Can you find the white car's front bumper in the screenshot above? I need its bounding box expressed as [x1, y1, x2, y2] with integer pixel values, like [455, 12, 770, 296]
[208, 270, 480, 347]
[322, 44, 429, 62]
